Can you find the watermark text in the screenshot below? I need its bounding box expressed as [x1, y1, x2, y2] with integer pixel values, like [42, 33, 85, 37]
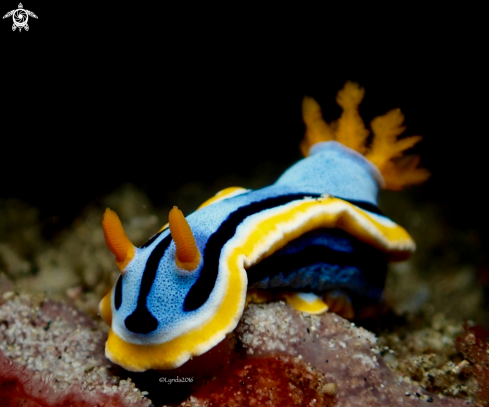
[159, 376, 194, 384]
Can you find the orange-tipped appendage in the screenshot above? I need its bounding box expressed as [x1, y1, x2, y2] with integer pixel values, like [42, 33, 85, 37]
[300, 95, 335, 156]
[169, 206, 201, 271]
[102, 208, 136, 272]
[334, 81, 369, 154]
[300, 81, 429, 190]
[366, 108, 430, 189]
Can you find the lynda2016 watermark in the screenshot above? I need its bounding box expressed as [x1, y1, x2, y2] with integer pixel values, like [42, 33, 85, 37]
[159, 376, 194, 384]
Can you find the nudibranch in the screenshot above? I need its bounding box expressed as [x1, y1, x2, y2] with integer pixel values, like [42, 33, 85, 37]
[99, 82, 429, 372]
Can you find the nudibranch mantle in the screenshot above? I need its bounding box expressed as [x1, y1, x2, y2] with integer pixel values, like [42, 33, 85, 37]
[100, 82, 428, 372]
[276, 140, 385, 203]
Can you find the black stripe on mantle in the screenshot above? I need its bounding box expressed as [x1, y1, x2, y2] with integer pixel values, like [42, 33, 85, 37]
[124, 193, 384, 334]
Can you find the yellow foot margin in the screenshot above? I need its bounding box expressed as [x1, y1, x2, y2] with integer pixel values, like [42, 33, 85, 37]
[281, 292, 329, 315]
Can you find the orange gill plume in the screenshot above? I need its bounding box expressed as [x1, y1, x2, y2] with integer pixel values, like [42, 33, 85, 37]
[300, 95, 335, 156]
[334, 81, 369, 155]
[366, 108, 430, 190]
[168, 206, 201, 271]
[102, 208, 136, 272]
[301, 81, 429, 190]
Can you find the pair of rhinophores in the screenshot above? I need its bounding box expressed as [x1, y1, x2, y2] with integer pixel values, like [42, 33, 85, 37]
[99, 82, 429, 372]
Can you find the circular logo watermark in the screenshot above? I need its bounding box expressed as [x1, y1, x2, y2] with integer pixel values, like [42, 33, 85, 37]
[3, 3, 37, 32]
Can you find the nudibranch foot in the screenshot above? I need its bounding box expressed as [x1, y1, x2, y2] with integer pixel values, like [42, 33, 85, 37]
[323, 290, 355, 320]
[281, 292, 329, 315]
[246, 289, 329, 315]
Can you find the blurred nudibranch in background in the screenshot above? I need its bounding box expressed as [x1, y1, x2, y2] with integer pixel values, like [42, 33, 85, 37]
[99, 81, 429, 372]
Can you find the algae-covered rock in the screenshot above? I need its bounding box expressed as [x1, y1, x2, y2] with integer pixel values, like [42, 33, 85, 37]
[0, 292, 151, 406]
[233, 302, 471, 407]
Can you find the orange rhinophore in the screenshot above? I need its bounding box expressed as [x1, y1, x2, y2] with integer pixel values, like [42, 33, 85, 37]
[169, 206, 201, 271]
[102, 208, 135, 272]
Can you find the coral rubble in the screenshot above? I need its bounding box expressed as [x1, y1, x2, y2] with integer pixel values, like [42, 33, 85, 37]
[378, 312, 477, 400]
[456, 324, 489, 407]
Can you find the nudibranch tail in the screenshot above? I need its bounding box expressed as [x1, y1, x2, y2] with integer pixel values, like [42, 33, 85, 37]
[301, 81, 429, 190]
[102, 208, 135, 272]
[169, 206, 201, 271]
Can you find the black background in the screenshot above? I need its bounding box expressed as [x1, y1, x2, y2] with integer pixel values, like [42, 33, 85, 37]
[1, 3, 486, 243]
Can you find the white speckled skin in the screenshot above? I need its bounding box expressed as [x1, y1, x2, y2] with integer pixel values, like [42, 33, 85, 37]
[111, 141, 389, 346]
[276, 141, 385, 204]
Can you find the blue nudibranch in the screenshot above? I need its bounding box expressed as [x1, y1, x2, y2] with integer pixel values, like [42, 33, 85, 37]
[99, 82, 429, 372]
